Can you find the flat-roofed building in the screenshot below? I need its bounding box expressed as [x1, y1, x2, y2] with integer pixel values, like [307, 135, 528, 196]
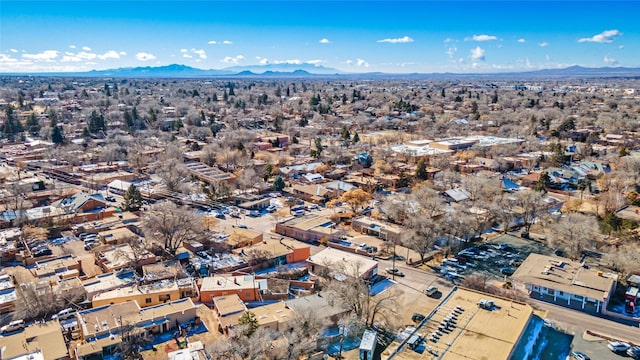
[82, 270, 137, 299]
[249, 300, 295, 331]
[200, 275, 267, 303]
[97, 227, 139, 245]
[0, 320, 68, 360]
[387, 288, 534, 360]
[352, 217, 403, 244]
[512, 253, 617, 314]
[95, 243, 156, 272]
[234, 238, 310, 266]
[212, 293, 247, 333]
[225, 228, 263, 249]
[275, 214, 344, 243]
[142, 260, 186, 282]
[75, 298, 198, 359]
[0, 273, 17, 311]
[91, 278, 198, 308]
[32, 254, 81, 280]
[307, 248, 378, 280]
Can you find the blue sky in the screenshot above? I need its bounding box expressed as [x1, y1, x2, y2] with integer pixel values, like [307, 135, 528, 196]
[0, 1, 637, 73]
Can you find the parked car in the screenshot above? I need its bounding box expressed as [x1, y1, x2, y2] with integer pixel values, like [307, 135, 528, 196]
[411, 313, 425, 323]
[608, 341, 631, 353]
[500, 267, 516, 276]
[627, 346, 640, 359]
[570, 351, 590, 360]
[266, 205, 277, 213]
[52, 307, 76, 320]
[1, 320, 25, 334]
[385, 267, 405, 277]
[105, 195, 116, 202]
[424, 286, 438, 297]
[293, 210, 305, 217]
[248, 210, 261, 217]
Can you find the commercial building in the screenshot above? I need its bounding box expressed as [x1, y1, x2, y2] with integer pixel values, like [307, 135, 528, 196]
[275, 214, 344, 243]
[387, 288, 534, 360]
[512, 253, 617, 314]
[235, 238, 310, 266]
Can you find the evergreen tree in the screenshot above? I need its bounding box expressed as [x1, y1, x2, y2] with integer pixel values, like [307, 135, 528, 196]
[352, 132, 360, 144]
[272, 176, 285, 192]
[51, 125, 64, 144]
[124, 110, 134, 130]
[263, 163, 274, 181]
[121, 184, 144, 211]
[415, 159, 428, 181]
[88, 110, 105, 134]
[212, 93, 218, 102]
[26, 112, 40, 136]
[238, 311, 258, 337]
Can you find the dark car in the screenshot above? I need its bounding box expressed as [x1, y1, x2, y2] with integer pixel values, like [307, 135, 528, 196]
[411, 313, 425, 323]
[105, 195, 116, 202]
[500, 267, 515, 276]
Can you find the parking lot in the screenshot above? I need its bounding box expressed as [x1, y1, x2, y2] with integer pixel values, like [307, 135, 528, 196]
[438, 232, 553, 281]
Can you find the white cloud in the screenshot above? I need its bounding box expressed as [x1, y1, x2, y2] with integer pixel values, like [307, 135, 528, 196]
[618, 45, 624, 49]
[517, 38, 526, 43]
[221, 55, 245, 64]
[319, 38, 331, 44]
[97, 51, 120, 60]
[306, 59, 324, 66]
[259, 58, 269, 65]
[193, 49, 207, 59]
[346, 59, 369, 67]
[443, 38, 454, 43]
[136, 52, 156, 61]
[9, 49, 18, 53]
[183, 54, 193, 58]
[578, 29, 622, 43]
[470, 46, 485, 61]
[465, 34, 497, 42]
[223, 40, 232, 45]
[538, 41, 549, 47]
[22, 50, 59, 62]
[604, 55, 618, 65]
[208, 40, 217, 45]
[82, 46, 91, 51]
[77, 51, 97, 60]
[69, 45, 76, 49]
[377, 36, 414, 44]
[61, 55, 82, 62]
[274, 59, 302, 65]
[446, 46, 457, 59]
[119, 51, 127, 56]
[180, 49, 188, 53]
[0, 54, 18, 63]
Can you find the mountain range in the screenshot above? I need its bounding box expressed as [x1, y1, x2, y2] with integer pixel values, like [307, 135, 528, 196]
[5, 64, 640, 79]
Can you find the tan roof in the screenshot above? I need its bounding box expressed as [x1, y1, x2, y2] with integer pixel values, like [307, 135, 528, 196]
[292, 184, 331, 197]
[307, 248, 378, 279]
[512, 253, 617, 300]
[214, 294, 247, 316]
[280, 215, 334, 231]
[201, 275, 266, 293]
[390, 288, 533, 360]
[250, 301, 295, 327]
[0, 320, 68, 360]
[75, 334, 122, 357]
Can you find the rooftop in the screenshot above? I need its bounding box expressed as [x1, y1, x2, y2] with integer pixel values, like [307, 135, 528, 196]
[0, 320, 68, 360]
[389, 288, 533, 360]
[201, 275, 267, 292]
[512, 253, 617, 300]
[307, 248, 378, 279]
[279, 214, 335, 231]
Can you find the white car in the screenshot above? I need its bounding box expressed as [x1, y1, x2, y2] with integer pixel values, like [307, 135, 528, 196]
[1, 320, 25, 334]
[608, 341, 630, 353]
[51, 307, 76, 320]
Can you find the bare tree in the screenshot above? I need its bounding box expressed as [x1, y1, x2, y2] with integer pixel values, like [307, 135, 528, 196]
[141, 201, 204, 256]
[547, 213, 600, 259]
[155, 157, 188, 193]
[512, 189, 547, 232]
